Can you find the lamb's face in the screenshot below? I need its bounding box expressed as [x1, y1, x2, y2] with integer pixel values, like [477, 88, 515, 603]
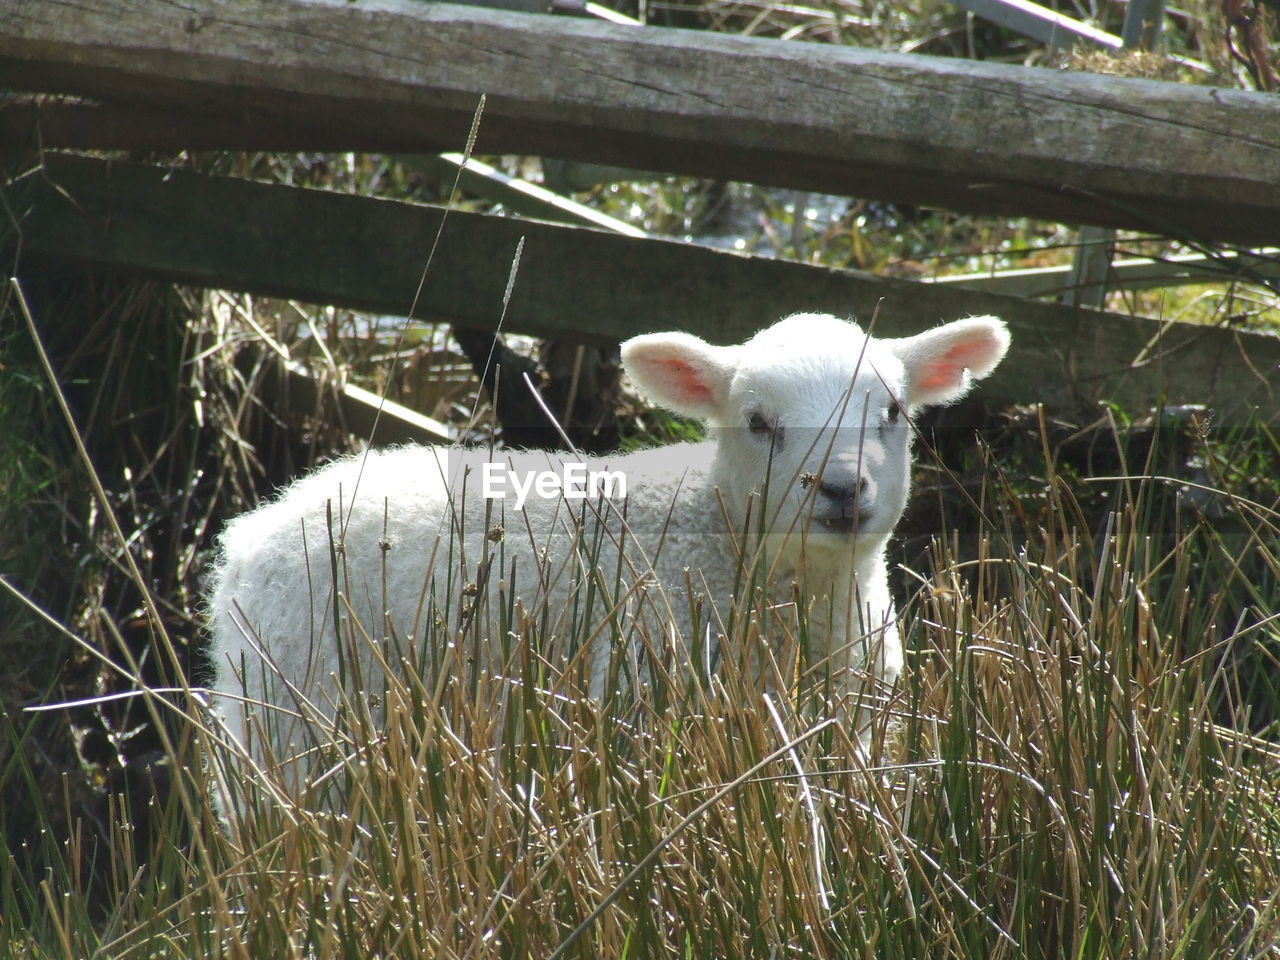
[717, 316, 912, 547]
[621, 310, 1010, 558]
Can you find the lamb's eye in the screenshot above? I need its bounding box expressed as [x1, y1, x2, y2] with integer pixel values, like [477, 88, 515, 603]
[885, 401, 902, 424]
[748, 412, 772, 436]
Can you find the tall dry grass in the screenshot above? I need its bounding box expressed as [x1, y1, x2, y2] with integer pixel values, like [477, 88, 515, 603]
[5, 412, 1276, 959]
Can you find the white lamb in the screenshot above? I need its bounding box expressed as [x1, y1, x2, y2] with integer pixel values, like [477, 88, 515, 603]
[206, 312, 1009, 799]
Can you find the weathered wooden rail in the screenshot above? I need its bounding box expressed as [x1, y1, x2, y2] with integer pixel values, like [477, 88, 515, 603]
[7, 154, 1277, 422]
[2, 0, 1279, 243]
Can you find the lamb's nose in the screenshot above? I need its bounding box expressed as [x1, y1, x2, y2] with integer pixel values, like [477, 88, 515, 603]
[818, 480, 864, 518]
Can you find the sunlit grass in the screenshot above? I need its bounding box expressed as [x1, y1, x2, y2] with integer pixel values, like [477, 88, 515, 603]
[3, 426, 1276, 958]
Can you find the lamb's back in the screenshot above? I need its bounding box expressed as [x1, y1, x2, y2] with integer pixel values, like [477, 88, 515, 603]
[208, 442, 734, 695]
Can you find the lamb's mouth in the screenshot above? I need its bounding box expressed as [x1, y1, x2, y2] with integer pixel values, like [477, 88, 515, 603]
[818, 515, 864, 534]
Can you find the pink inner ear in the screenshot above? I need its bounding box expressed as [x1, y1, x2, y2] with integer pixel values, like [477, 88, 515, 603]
[917, 339, 992, 393]
[664, 358, 713, 405]
[915, 359, 966, 394]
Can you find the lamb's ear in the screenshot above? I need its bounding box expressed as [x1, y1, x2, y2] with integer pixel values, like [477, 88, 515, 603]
[887, 316, 1010, 408]
[621, 331, 737, 420]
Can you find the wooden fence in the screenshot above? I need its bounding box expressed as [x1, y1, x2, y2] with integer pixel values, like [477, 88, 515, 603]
[5, 0, 1280, 241]
[2, 0, 1278, 425]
